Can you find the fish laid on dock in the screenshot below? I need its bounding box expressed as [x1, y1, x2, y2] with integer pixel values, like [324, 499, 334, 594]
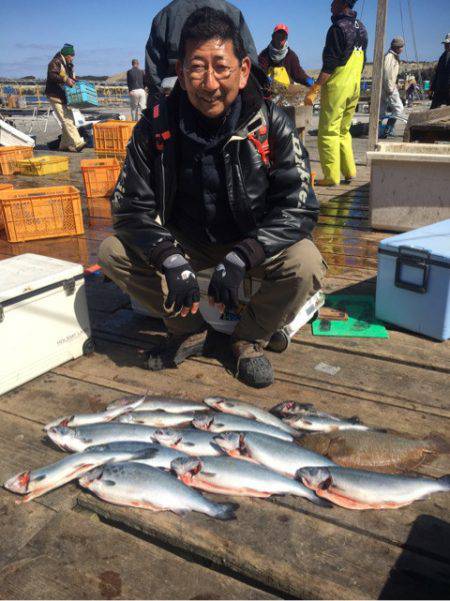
[193, 414, 295, 442]
[284, 414, 373, 433]
[299, 430, 450, 472]
[154, 429, 224, 456]
[43, 398, 144, 431]
[171, 456, 331, 507]
[3, 442, 154, 502]
[204, 396, 297, 435]
[297, 466, 450, 510]
[214, 432, 335, 477]
[117, 411, 197, 428]
[46, 423, 158, 452]
[107, 396, 208, 414]
[271, 401, 339, 419]
[79, 462, 238, 519]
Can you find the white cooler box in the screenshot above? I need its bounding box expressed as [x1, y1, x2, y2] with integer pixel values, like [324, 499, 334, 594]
[375, 219, 450, 340]
[0, 254, 92, 396]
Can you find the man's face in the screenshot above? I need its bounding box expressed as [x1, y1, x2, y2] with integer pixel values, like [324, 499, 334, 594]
[393, 45, 404, 55]
[65, 55, 74, 64]
[272, 31, 288, 50]
[177, 37, 251, 119]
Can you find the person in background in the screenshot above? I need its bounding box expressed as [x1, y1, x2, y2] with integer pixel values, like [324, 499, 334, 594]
[305, 0, 368, 187]
[127, 59, 147, 120]
[45, 44, 86, 152]
[405, 75, 417, 108]
[145, 0, 265, 98]
[430, 33, 450, 109]
[99, 8, 324, 389]
[379, 37, 405, 139]
[258, 24, 314, 89]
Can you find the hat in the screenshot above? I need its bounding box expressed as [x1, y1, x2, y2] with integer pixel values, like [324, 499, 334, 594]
[61, 43, 75, 56]
[442, 33, 450, 44]
[273, 24, 289, 35]
[391, 37, 405, 48]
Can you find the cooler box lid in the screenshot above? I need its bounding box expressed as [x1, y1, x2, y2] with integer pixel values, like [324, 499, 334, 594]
[378, 219, 450, 267]
[0, 254, 84, 303]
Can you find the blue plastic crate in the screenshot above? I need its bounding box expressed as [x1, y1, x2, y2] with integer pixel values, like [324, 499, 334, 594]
[65, 81, 99, 108]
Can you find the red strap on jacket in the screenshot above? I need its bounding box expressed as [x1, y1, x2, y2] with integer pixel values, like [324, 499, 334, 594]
[155, 130, 171, 152]
[247, 125, 270, 167]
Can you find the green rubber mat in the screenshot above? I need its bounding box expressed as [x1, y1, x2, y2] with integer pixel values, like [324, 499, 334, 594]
[312, 294, 389, 338]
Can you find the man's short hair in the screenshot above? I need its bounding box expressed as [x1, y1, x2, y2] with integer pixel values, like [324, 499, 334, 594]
[178, 7, 246, 63]
[132, 59, 139, 66]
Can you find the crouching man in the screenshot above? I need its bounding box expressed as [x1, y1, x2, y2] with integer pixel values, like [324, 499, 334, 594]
[99, 7, 326, 389]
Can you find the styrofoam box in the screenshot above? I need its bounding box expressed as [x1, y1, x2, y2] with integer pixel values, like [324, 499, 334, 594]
[0, 119, 35, 147]
[0, 254, 92, 396]
[375, 219, 450, 340]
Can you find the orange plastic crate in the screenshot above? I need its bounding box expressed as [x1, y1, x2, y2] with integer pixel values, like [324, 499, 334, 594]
[95, 150, 126, 164]
[87, 196, 112, 220]
[0, 183, 14, 229]
[93, 120, 136, 153]
[81, 158, 121, 198]
[0, 146, 34, 175]
[0, 185, 84, 242]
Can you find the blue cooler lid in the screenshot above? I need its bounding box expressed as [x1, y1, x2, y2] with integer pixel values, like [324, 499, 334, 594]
[379, 219, 450, 267]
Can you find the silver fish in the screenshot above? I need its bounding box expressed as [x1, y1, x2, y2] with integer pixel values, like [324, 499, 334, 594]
[214, 432, 335, 477]
[47, 423, 158, 453]
[171, 456, 331, 507]
[204, 397, 297, 435]
[43, 398, 144, 431]
[3, 442, 154, 503]
[270, 401, 342, 420]
[153, 429, 224, 456]
[117, 411, 197, 428]
[107, 396, 208, 414]
[284, 414, 372, 433]
[132, 446, 190, 470]
[79, 462, 237, 519]
[297, 467, 450, 510]
[193, 413, 295, 442]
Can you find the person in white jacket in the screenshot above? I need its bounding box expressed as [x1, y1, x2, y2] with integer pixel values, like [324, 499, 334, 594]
[380, 37, 405, 138]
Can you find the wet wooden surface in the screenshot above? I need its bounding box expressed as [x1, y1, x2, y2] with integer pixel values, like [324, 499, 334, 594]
[1, 137, 449, 599]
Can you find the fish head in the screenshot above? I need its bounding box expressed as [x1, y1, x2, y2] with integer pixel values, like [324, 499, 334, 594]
[154, 429, 183, 447]
[296, 467, 333, 491]
[271, 401, 313, 417]
[47, 426, 89, 452]
[203, 396, 236, 411]
[213, 432, 245, 456]
[116, 413, 135, 424]
[106, 393, 146, 411]
[78, 467, 104, 488]
[43, 415, 73, 431]
[192, 414, 214, 431]
[4, 470, 32, 494]
[170, 456, 203, 483]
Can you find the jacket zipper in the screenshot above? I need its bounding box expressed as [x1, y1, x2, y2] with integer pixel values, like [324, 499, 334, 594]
[160, 152, 166, 224]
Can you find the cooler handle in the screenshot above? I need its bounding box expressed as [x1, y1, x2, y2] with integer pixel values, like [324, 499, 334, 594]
[394, 246, 430, 294]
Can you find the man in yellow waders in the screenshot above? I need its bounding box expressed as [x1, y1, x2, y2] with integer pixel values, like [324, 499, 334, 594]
[305, 0, 368, 186]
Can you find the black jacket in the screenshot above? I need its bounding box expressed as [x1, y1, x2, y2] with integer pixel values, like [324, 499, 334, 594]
[322, 11, 368, 74]
[111, 80, 319, 270]
[145, 0, 259, 95]
[45, 53, 75, 103]
[431, 50, 450, 107]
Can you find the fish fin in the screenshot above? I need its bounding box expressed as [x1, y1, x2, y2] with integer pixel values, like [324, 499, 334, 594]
[214, 502, 239, 521]
[81, 437, 94, 444]
[184, 442, 195, 447]
[309, 494, 334, 508]
[427, 434, 450, 454]
[215, 422, 226, 429]
[102, 479, 117, 487]
[33, 474, 47, 482]
[438, 475, 450, 489]
[201, 471, 217, 478]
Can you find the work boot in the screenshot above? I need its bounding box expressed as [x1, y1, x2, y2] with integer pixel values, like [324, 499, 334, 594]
[266, 329, 290, 353]
[146, 329, 208, 371]
[316, 178, 338, 187]
[232, 340, 274, 388]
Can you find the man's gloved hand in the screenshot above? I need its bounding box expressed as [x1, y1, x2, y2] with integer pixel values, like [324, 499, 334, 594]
[305, 76, 315, 88]
[162, 254, 200, 317]
[304, 83, 321, 106]
[208, 251, 246, 313]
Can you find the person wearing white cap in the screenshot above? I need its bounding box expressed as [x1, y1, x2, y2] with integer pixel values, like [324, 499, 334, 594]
[430, 33, 450, 109]
[380, 37, 405, 138]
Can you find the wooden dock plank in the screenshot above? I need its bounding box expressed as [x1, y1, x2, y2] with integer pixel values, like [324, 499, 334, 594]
[79, 492, 450, 600]
[0, 511, 275, 600]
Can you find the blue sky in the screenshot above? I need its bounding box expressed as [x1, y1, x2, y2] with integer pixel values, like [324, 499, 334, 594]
[1, 0, 449, 77]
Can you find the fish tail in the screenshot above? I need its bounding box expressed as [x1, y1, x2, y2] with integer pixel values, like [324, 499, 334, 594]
[427, 434, 450, 454]
[307, 493, 334, 508]
[438, 475, 450, 490]
[213, 502, 239, 521]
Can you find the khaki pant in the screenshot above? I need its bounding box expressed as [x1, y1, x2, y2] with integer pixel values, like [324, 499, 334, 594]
[98, 231, 326, 345]
[49, 98, 84, 150]
[129, 89, 147, 121]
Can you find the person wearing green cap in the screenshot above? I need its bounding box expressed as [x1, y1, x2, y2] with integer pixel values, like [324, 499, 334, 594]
[45, 44, 86, 152]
